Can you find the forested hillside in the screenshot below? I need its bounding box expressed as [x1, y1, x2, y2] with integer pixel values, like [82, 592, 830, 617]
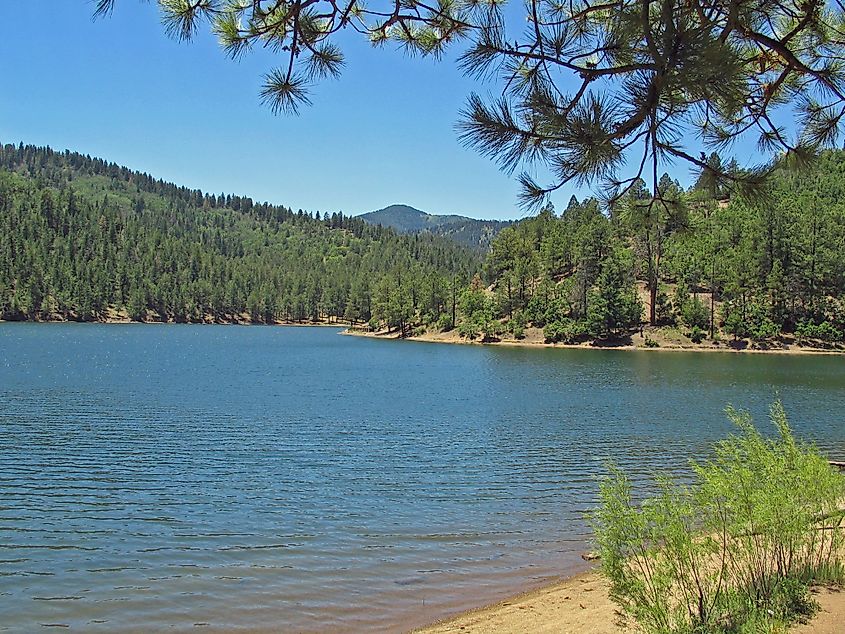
[433, 152, 845, 347]
[358, 152, 845, 349]
[5, 142, 845, 348]
[0, 143, 480, 325]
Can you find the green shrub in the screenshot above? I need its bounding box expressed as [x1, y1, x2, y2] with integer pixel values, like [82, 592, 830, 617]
[681, 296, 709, 330]
[480, 319, 504, 342]
[722, 304, 748, 340]
[592, 402, 845, 634]
[689, 325, 705, 343]
[506, 310, 527, 339]
[544, 320, 565, 343]
[644, 336, 659, 348]
[457, 318, 480, 339]
[435, 312, 453, 332]
[672, 279, 691, 320]
[532, 295, 569, 328]
[750, 316, 780, 342]
[796, 320, 844, 345]
[655, 285, 674, 325]
[544, 318, 587, 344]
[817, 321, 841, 342]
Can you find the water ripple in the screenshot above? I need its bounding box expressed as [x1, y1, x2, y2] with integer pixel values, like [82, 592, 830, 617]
[1, 323, 843, 632]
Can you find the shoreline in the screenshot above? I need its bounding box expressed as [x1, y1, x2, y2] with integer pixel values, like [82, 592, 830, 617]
[6, 319, 843, 355]
[0, 317, 348, 327]
[343, 327, 845, 356]
[412, 568, 617, 633]
[412, 567, 844, 634]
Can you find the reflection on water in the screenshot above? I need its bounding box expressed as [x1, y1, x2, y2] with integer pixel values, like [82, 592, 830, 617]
[0, 324, 843, 631]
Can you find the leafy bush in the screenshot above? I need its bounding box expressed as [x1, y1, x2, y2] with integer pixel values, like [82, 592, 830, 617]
[458, 280, 497, 341]
[674, 279, 709, 330]
[592, 402, 845, 634]
[457, 318, 480, 339]
[655, 285, 674, 325]
[644, 336, 659, 348]
[435, 312, 453, 332]
[585, 252, 643, 339]
[681, 296, 709, 330]
[746, 302, 781, 342]
[544, 318, 587, 344]
[459, 316, 505, 341]
[672, 279, 691, 319]
[480, 318, 505, 342]
[506, 310, 527, 339]
[543, 319, 564, 343]
[722, 300, 782, 342]
[689, 325, 705, 343]
[796, 320, 844, 345]
[508, 322, 525, 339]
[722, 304, 748, 340]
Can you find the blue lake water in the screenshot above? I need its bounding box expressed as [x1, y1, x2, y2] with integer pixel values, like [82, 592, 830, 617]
[1, 324, 843, 631]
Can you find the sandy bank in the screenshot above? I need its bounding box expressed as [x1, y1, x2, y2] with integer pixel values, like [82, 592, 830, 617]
[345, 326, 845, 356]
[414, 571, 844, 634]
[414, 571, 618, 633]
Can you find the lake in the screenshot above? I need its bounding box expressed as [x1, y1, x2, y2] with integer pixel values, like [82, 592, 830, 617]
[1, 324, 843, 632]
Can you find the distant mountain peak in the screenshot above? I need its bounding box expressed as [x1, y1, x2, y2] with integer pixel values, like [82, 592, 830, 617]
[358, 204, 512, 252]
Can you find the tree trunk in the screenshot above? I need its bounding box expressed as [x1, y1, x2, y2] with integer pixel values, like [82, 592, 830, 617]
[649, 281, 657, 326]
[709, 263, 716, 339]
[507, 277, 513, 319]
[451, 275, 456, 328]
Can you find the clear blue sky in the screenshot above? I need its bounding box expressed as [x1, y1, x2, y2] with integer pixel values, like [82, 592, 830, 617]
[0, 1, 548, 220]
[0, 2, 769, 220]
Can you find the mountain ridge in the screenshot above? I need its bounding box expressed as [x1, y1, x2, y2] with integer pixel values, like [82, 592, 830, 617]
[359, 204, 512, 252]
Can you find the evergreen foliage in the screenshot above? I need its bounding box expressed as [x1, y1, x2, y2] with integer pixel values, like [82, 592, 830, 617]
[0, 143, 479, 325]
[95, 0, 845, 205]
[5, 142, 845, 347]
[468, 152, 845, 346]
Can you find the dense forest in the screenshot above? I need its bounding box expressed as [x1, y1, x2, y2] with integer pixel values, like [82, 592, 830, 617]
[439, 152, 845, 347]
[0, 143, 479, 327]
[3, 142, 845, 348]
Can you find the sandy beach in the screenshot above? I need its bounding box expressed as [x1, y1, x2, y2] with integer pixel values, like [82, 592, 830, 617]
[415, 571, 618, 634]
[415, 570, 844, 633]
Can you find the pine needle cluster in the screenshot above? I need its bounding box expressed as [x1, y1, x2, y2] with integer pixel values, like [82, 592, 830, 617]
[94, 1, 845, 203]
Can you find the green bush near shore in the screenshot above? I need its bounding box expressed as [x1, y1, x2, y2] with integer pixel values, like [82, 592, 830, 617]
[592, 402, 845, 633]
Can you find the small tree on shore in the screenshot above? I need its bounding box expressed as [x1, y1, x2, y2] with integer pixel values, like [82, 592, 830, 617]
[585, 250, 643, 340]
[592, 402, 845, 633]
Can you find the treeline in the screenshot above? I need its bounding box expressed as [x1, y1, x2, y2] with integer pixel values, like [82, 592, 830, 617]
[0, 143, 479, 324]
[435, 152, 845, 346]
[5, 141, 845, 345]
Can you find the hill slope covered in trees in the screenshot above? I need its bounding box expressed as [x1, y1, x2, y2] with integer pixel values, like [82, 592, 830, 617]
[0, 143, 480, 325]
[364, 152, 845, 350]
[6, 141, 845, 350]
